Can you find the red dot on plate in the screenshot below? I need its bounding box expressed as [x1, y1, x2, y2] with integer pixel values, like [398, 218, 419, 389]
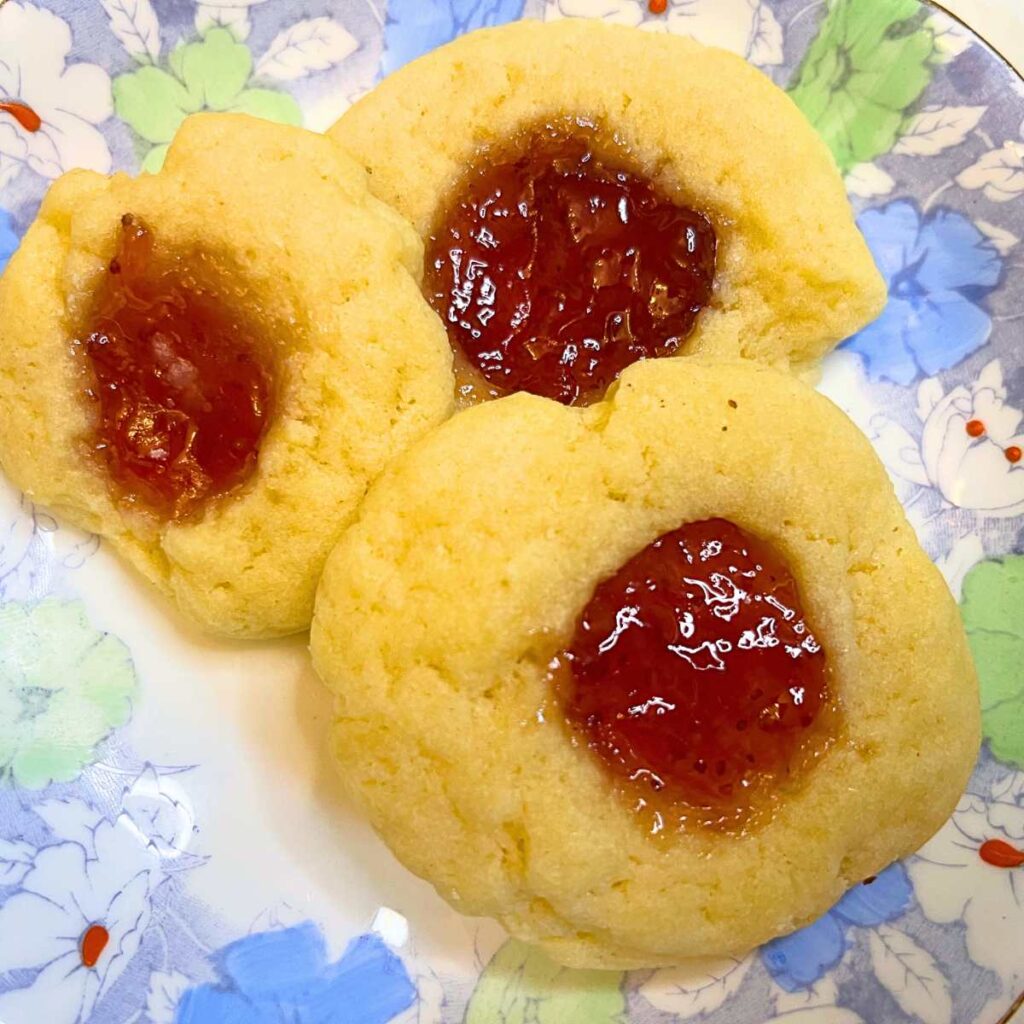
[1005, 446, 1022, 464]
[0, 101, 42, 133]
[965, 419, 985, 438]
[648, 0, 668, 13]
[979, 838, 1024, 868]
[80, 924, 109, 969]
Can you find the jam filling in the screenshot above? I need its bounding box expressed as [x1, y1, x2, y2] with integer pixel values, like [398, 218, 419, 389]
[424, 121, 716, 406]
[80, 215, 274, 519]
[558, 519, 831, 830]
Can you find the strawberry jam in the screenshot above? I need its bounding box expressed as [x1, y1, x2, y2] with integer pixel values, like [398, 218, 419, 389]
[80, 215, 274, 519]
[558, 519, 831, 831]
[424, 121, 716, 406]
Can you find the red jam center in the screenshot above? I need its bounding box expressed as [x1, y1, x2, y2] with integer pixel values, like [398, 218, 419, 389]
[81, 216, 274, 518]
[559, 519, 830, 830]
[424, 122, 716, 406]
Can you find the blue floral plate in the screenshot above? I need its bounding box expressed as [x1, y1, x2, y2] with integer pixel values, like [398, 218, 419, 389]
[0, 1, 1022, 1022]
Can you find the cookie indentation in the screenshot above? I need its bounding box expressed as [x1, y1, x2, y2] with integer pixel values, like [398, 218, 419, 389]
[80, 214, 274, 518]
[559, 518, 832, 830]
[425, 121, 715, 406]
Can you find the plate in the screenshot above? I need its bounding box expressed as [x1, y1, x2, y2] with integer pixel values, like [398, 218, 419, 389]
[0, 1, 1022, 1022]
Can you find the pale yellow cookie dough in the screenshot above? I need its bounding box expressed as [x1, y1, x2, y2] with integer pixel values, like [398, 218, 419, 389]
[0, 113, 453, 639]
[331, 19, 886, 374]
[311, 358, 979, 969]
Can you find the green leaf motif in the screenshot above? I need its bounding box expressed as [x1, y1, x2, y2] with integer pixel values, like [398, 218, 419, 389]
[465, 940, 626, 1024]
[113, 64, 198, 144]
[141, 143, 171, 174]
[231, 89, 303, 126]
[788, 0, 937, 173]
[176, 28, 253, 109]
[0, 600, 137, 789]
[961, 555, 1024, 768]
[113, 27, 302, 172]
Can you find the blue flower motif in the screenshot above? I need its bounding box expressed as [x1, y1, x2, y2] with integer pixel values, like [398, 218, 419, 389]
[0, 210, 18, 275]
[175, 922, 416, 1024]
[761, 863, 913, 991]
[842, 199, 1001, 385]
[381, 0, 526, 75]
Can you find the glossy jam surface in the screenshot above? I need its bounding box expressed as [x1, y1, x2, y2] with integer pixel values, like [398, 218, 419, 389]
[424, 122, 716, 406]
[560, 519, 831, 830]
[81, 216, 274, 518]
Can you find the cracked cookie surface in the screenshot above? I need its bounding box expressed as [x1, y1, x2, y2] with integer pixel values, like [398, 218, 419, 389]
[311, 358, 978, 968]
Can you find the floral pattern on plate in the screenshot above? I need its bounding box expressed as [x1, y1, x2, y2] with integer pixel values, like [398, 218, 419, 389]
[0, 0, 1022, 1021]
[0, 601, 136, 789]
[0, 2, 112, 186]
[842, 201, 1002, 385]
[174, 922, 416, 1024]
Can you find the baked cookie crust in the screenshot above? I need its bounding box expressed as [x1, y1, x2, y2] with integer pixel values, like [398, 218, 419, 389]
[311, 358, 978, 968]
[0, 114, 453, 638]
[331, 19, 886, 373]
